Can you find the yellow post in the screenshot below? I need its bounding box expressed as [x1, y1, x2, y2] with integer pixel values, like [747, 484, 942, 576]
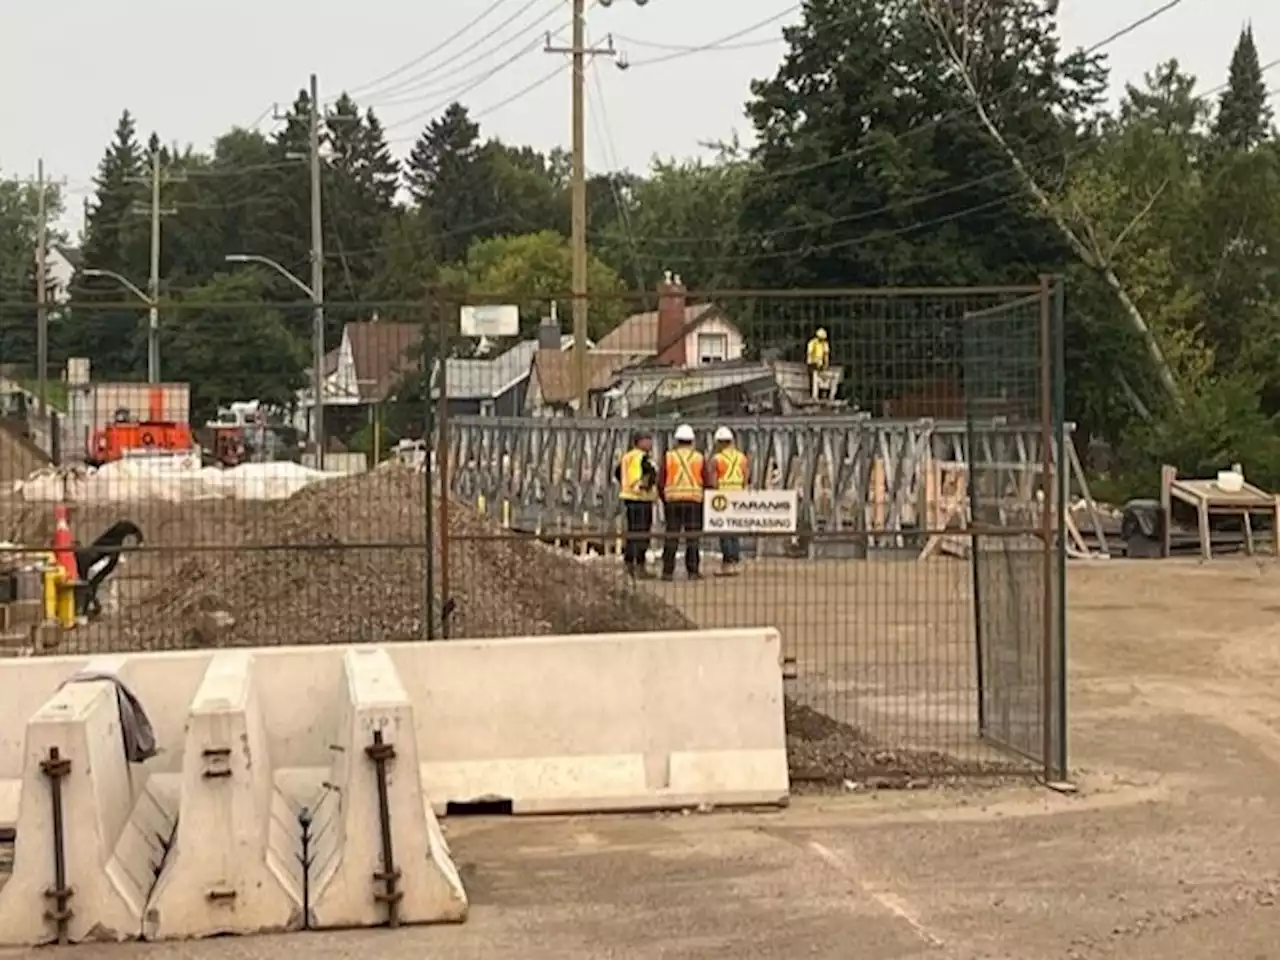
[501, 500, 511, 529]
[476, 495, 487, 516]
[581, 511, 590, 556]
[42, 565, 59, 621]
[614, 515, 623, 556]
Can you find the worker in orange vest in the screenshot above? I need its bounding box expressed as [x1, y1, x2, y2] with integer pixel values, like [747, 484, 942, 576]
[711, 426, 748, 576]
[658, 424, 717, 580]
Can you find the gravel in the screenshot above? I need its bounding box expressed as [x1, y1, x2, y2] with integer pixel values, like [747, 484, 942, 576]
[785, 699, 1022, 788]
[113, 465, 693, 649]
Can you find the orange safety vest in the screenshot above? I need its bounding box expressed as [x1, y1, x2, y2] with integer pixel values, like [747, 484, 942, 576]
[713, 448, 748, 491]
[663, 448, 705, 502]
[619, 448, 656, 502]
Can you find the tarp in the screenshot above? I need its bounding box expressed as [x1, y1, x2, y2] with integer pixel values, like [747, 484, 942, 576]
[13, 458, 336, 503]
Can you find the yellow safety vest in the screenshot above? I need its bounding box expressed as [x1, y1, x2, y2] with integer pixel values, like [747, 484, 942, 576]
[713, 448, 747, 491]
[807, 338, 829, 369]
[619, 448, 656, 502]
[664, 448, 705, 502]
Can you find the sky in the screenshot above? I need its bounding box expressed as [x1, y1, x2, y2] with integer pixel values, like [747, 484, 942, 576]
[2, 0, 1276, 236]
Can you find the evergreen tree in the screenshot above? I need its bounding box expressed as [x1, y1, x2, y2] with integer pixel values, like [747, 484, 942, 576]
[1214, 25, 1273, 151]
[68, 111, 150, 378]
[404, 103, 489, 262]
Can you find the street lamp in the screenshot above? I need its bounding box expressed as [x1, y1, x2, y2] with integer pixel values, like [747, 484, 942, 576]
[81, 268, 160, 383]
[224, 253, 326, 468]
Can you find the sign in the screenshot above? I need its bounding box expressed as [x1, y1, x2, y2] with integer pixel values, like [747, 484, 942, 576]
[460, 304, 519, 338]
[703, 489, 798, 534]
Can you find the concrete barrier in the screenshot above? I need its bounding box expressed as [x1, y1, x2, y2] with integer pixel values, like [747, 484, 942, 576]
[0, 656, 160, 944]
[308, 649, 466, 928]
[0, 628, 787, 944]
[145, 651, 303, 939]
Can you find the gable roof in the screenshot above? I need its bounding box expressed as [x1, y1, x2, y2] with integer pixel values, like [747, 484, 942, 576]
[439, 334, 575, 400]
[52, 245, 82, 269]
[344, 322, 421, 401]
[594, 303, 719, 356]
[531, 350, 638, 407]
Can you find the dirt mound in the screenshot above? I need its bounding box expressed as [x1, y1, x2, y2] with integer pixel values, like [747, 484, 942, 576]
[117, 465, 692, 649]
[0, 420, 50, 488]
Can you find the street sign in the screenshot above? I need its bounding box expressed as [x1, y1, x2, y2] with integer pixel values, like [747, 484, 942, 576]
[460, 304, 519, 338]
[702, 489, 799, 534]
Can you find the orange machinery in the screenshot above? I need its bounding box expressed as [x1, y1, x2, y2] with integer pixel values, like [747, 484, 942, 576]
[87, 387, 195, 466]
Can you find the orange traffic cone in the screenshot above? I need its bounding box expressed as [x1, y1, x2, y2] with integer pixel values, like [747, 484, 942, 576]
[53, 504, 79, 582]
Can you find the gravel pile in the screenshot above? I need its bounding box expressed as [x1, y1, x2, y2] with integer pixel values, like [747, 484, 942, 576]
[785, 699, 1020, 787]
[118, 464, 692, 649]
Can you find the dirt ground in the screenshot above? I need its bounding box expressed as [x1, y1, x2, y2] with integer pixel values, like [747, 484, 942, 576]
[7, 559, 1280, 959]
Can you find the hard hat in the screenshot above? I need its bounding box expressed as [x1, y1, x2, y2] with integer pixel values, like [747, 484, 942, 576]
[714, 426, 734, 442]
[816, 328, 828, 340]
[674, 424, 695, 443]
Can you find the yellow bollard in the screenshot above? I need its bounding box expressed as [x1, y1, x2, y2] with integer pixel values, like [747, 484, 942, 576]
[501, 500, 511, 529]
[42, 565, 59, 622]
[55, 579, 77, 629]
[476, 495, 487, 516]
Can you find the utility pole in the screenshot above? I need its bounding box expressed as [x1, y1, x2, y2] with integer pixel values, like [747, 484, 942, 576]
[35, 159, 48, 419]
[546, 8, 616, 415]
[309, 72, 326, 469]
[128, 151, 182, 383]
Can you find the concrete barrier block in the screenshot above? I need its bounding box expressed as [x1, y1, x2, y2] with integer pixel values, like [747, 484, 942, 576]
[416, 628, 790, 813]
[309, 648, 466, 929]
[145, 651, 303, 939]
[0, 673, 146, 944]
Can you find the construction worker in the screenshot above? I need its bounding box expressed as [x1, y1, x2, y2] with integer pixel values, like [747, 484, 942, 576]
[806, 327, 831, 400]
[711, 427, 748, 576]
[659, 424, 716, 580]
[614, 430, 658, 578]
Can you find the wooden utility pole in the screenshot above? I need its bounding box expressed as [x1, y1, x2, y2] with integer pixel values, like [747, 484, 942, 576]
[546, 5, 615, 414]
[35, 159, 48, 419]
[128, 152, 183, 383]
[308, 72, 326, 469]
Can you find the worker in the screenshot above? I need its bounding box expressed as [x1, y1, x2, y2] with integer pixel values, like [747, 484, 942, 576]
[806, 327, 831, 400]
[614, 430, 659, 578]
[711, 426, 748, 576]
[659, 424, 716, 580]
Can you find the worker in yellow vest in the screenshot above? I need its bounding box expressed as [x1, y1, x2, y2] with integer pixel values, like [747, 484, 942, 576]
[711, 426, 748, 576]
[806, 327, 831, 400]
[613, 430, 658, 578]
[659, 423, 716, 580]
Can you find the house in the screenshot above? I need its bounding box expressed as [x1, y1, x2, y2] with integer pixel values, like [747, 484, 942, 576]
[525, 348, 638, 416]
[297, 321, 422, 440]
[593, 272, 745, 367]
[431, 328, 577, 418]
[46, 245, 79, 304]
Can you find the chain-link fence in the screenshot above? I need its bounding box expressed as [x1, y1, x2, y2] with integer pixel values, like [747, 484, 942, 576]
[0, 279, 1065, 782]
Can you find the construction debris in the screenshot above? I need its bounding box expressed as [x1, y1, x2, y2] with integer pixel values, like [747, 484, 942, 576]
[114, 465, 693, 649]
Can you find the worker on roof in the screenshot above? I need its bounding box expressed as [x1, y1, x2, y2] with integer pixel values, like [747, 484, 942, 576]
[711, 426, 748, 576]
[806, 327, 832, 400]
[659, 423, 716, 581]
[614, 429, 658, 578]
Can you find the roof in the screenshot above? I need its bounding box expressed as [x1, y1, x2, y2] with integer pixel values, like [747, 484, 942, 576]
[531, 350, 638, 407]
[439, 334, 575, 400]
[52, 245, 82, 269]
[594, 303, 718, 356]
[345, 322, 422, 401]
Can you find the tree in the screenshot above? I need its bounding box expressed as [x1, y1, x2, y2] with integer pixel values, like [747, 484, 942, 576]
[65, 111, 151, 378]
[162, 271, 308, 423]
[1214, 26, 1273, 151]
[438, 231, 628, 339]
[0, 176, 65, 375]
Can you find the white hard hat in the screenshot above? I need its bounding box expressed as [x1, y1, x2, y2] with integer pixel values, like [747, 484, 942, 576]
[714, 426, 734, 442]
[674, 424, 695, 443]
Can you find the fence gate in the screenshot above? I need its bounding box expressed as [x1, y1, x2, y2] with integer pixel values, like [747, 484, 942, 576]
[962, 280, 1066, 780]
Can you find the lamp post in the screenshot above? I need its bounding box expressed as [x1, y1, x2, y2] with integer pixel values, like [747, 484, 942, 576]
[225, 253, 325, 468]
[81, 268, 159, 382]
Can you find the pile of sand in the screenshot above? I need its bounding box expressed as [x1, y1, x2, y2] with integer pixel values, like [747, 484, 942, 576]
[117, 464, 692, 649]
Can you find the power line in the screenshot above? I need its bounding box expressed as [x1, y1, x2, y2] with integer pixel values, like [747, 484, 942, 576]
[624, 3, 799, 69]
[340, 0, 519, 100]
[385, 63, 569, 141]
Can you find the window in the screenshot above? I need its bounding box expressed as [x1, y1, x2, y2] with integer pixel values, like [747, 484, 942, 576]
[697, 332, 729, 365]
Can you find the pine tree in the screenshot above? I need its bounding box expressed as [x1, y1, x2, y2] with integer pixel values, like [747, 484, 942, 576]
[1214, 25, 1273, 150]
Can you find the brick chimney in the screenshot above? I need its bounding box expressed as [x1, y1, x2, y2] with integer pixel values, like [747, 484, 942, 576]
[655, 270, 687, 366]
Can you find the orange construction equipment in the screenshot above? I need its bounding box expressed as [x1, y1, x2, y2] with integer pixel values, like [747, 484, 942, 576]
[88, 388, 195, 466]
[52, 504, 78, 581]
